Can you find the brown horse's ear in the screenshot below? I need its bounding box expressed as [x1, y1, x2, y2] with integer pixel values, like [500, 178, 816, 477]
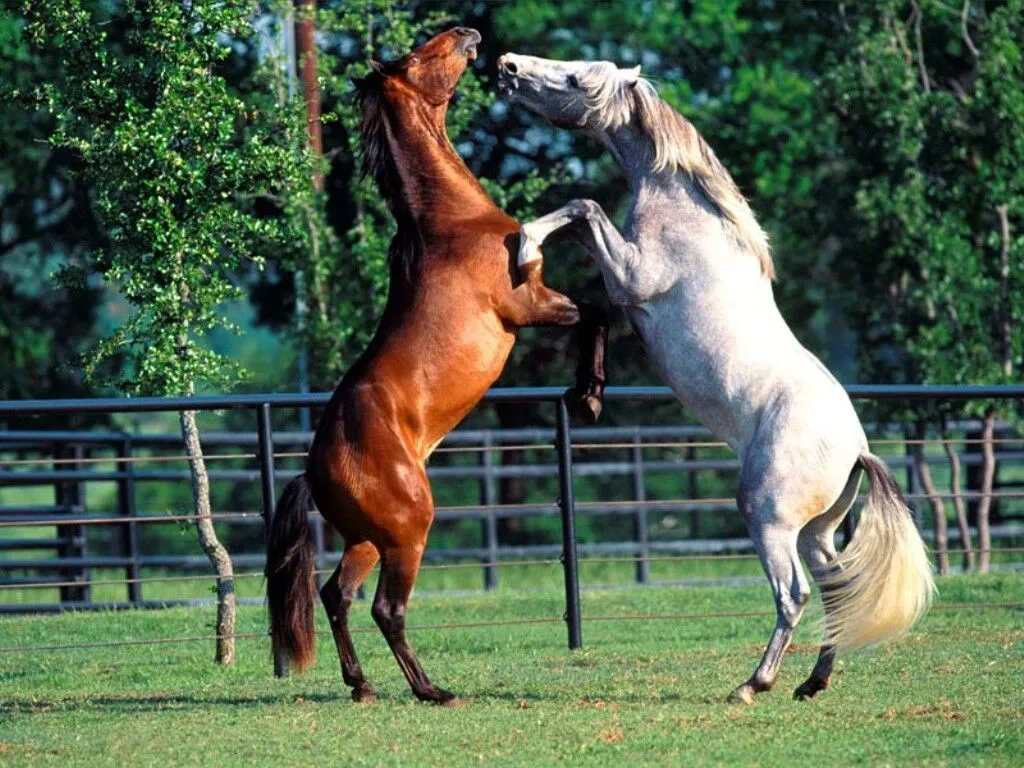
[353, 61, 387, 95]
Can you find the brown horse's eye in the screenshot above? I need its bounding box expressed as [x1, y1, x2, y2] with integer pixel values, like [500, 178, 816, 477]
[567, 74, 580, 88]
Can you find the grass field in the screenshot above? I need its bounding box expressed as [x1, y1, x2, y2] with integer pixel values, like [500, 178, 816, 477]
[0, 573, 1021, 767]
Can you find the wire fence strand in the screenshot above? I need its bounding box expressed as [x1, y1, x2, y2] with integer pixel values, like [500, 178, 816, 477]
[0, 601, 1019, 655]
[6, 487, 1024, 531]
[5, 433, 1024, 468]
[0, 512, 261, 528]
[3, 549, 1020, 592]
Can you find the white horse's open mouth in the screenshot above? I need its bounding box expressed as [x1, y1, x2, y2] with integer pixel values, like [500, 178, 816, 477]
[496, 56, 521, 97]
[496, 72, 517, 96]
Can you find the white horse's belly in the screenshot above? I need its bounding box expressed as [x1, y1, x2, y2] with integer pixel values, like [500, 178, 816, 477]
[626, 288, 867, 464]
[625, 296, 774, 449]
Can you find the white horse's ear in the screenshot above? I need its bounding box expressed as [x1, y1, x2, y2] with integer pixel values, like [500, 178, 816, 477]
[621, 65, 642, 86]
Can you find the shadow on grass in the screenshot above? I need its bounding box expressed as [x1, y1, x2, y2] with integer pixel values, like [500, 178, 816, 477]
[1, 685, 704, 715]
[462, 685, 690, 707]
[0, 691, 355, 715]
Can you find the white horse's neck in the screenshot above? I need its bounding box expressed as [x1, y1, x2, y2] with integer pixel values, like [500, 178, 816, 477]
[597, 122, 762, 282]
[593, 123, 653, 194]
[594, 121, 801, 450]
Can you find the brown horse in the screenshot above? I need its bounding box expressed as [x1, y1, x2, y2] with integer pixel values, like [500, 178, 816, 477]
[266, 27, 607, 706]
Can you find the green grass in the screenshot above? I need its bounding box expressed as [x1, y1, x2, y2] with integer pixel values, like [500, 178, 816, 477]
[0, 574, 1021, 767]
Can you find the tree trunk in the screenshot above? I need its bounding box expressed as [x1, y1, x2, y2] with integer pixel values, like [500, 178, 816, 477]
[942, 433, 975, 572]
[911, 426, 949, 575]
[977, 408, 996, 573]
[996, 204, 1011, 378]
[295, 0, 323, 192]
[180, 409, 236, 664]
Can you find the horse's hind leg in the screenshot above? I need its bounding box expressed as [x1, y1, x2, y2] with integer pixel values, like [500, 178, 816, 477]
[728, 521, 809, 705]
[372, 542, 459, 705]
[794, 467, 862, 700]
[320, 540, 380, 702]
[792, 528, 839, 701]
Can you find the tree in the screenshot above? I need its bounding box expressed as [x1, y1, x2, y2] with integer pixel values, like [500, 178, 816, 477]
[20, 0, 309, 660]
[239, 2, 561, 395]
[821, 0, 1024, 572]
[0, 9, 107, 407]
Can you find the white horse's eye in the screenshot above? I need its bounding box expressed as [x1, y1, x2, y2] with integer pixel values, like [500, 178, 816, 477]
[567, 74, 580, 89]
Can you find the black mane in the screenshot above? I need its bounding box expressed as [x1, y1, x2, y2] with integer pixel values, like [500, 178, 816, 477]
[355, 72, 421, 284]
[357, 72, 403, 203]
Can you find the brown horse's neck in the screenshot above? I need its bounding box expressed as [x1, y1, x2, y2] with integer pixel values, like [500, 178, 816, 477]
[382, 93, 499, 226]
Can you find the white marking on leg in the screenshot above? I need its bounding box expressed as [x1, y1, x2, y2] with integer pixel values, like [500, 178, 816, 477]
[518, 227, 542, 267]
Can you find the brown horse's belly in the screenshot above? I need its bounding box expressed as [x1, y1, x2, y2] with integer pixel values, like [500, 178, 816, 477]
[306, 316, 513, 540]
[415, 312, 515, 452]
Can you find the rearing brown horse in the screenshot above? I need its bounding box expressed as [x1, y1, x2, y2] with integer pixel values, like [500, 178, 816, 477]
[266, 28, 607, 706]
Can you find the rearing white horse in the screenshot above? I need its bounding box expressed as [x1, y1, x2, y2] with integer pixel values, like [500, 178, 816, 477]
[498, 54, 934, 704]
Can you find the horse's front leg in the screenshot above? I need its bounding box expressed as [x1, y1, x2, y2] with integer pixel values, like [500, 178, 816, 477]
[522, 199, 670, 306]
[500, 256, 608, 424]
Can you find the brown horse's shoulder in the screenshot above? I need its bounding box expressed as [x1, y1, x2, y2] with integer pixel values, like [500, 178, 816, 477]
[474, 209, 520, 234]
[433, 210, 517, 239]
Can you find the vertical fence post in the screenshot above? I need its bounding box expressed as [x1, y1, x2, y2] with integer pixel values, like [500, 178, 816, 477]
[55, 443, 88, 604]
[686, 442, 700, 538]
[631, 428, 649, 584]
[53, 441, 67, 603]
[118, 436, 142, 606]
[257, 403, 288, 678]
[480, 431, 498, 590]
[302, 402, 324, 588]
[556, 397, 582, 650]
[72, 444, 89, 603]
[904, 436, 922, 528]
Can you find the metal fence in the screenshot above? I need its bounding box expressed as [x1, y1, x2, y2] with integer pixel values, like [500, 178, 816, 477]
[2, 384, 1024, 655]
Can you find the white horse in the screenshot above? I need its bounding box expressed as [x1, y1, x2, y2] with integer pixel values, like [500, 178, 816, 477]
[498, 54, 934, 704]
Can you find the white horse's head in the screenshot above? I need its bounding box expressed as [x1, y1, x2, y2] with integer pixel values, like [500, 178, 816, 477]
[497, 53, 641, 130]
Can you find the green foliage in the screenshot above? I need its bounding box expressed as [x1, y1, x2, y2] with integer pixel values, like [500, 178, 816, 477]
[0, 7, 106, 404]
[493, 0, 847, 381]
[822, 0, 1024, 420]
[257, 1, 547, 391]
[18, 0, 300, 397]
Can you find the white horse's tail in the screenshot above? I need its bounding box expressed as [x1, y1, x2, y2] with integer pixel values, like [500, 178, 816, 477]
[820, 453, 936, 650]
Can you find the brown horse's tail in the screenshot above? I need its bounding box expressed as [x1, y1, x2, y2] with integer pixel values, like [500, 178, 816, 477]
[265, 473, 317, 672]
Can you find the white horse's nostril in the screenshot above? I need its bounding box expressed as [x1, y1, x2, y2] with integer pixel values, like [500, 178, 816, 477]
[503, 59, 518, 75]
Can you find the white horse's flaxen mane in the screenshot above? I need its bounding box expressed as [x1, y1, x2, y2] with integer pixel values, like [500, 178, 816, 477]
[579, 63, 775, 279]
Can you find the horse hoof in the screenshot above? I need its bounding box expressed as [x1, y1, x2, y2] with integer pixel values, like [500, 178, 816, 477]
[426, 688, 463, 707]
[565, 388, 603, 424]
[793, 679, 827, 701]
[726, 685, 756, 705]
[579, 394, 603, 423]
[351, 685, 377, 704]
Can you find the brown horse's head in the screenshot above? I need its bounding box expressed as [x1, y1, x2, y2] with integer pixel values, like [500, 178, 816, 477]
[370, 27, 480, 106]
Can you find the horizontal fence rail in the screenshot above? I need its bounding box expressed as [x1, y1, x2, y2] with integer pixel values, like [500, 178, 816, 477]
[2, 384, 1023, 662]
